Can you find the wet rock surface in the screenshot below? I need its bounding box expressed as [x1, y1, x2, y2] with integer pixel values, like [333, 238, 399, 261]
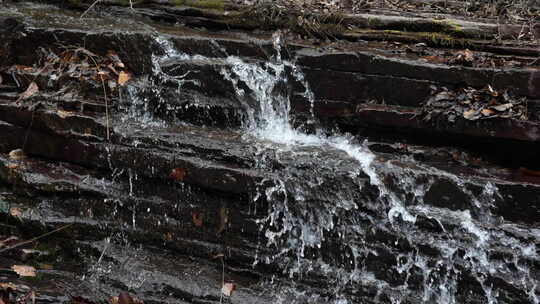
[0, 1, 539, 304]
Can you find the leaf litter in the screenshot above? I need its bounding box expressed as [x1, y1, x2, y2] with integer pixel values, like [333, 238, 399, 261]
[422, 85, 527, 123]
[4, 47, 132, 107]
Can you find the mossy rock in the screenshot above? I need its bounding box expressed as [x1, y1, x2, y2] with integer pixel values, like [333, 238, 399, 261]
[171, 0, 225, 10]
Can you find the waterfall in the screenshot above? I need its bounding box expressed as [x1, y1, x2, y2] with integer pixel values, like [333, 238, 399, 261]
[148, 34, 539, 304]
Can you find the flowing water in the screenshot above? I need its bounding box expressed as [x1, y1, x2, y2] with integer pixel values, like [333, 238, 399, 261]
[116, 34, 540, 303]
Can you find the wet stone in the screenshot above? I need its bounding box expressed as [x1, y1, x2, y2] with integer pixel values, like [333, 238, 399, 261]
[0, 1, 539, 304]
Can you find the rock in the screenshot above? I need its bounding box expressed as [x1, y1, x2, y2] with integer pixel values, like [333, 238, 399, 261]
[0, 2, 539, 304]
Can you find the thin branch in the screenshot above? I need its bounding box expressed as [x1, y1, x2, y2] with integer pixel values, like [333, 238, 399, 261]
[80, 0, 101, 19]
[0, 223, 74, 254]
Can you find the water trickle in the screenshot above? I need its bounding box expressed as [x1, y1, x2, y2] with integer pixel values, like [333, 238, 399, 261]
[133, 34, 539, 303]
[219, 32, 537, 303]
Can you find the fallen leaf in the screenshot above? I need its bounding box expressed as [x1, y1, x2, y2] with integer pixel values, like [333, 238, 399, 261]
[481, 108, 495, 116]
[16, 82, 39, 102]
[491, 103, 513, 111]
[8, 149, 26, 160]
[13, 65, 33, 71]
[118, 71, 131, 86]
[212, 253, 224, 259]
[486, 85, 498, 96]
[57, 110, 75, 119]
[192, 212, 204, 227]
[107, 50, 125, 69]
[11, 265, 36, 277]
[463, 109, 479, 120]
[6, 163, 19, 169]
[109, 296, 119, 304]
[221, 283, 236, 297]
[0, 282, 18, 290]
[0, 74, 3, 84]
[10, 207, 23, 218]
[169, 168, 187, 181]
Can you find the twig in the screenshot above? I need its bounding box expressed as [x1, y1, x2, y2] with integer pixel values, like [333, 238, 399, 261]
[0, 223, 74, 254]
[80, 0, 101, 19]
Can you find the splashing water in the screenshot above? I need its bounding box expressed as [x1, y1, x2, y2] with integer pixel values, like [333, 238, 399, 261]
[146, 34, 539, 304]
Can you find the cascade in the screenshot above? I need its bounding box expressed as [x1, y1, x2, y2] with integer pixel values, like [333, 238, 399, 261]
[129, 34, 539, 303]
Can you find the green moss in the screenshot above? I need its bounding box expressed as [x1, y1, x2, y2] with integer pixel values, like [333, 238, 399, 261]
[435, 20, 469, 38]
[417, 32, 469, 47]
[366, 17, 382, 27]
[172, 0, 225, 10]
[383, 30, 405, 35]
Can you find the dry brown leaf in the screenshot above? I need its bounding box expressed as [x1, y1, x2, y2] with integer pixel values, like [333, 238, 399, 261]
[192, 212, 204, 227]
[57, 110, 75, 119]
[6, 163, 19, 169]
[212, 253, 224, 259]
[16, 82, 39, 102]
[9, 149, 26, 160]
[0, 282, 18, 290]
[109, 296, 119, 304]
[169, 168, 187, 181]
[11, 265, 36, 277]
[13, 65, 33, 71]
[221, 282, 236, 297]
[481, 108, 495, 116]
[118, 71, 131, 86]
[463, 109, 478, 120]
[10, 207, 23, 218]
[0, 74, 3, 85]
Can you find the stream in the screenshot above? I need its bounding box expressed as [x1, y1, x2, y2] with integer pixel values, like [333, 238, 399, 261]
[115, 33, 539, 303]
